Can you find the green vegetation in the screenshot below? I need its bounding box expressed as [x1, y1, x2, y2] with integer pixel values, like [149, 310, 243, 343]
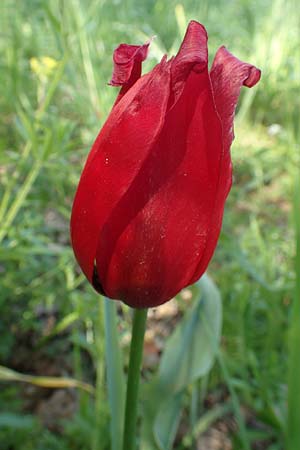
[0, 0, 298, 449]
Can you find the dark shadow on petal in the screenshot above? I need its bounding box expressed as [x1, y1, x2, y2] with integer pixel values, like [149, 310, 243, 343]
[92, 264, 107, 296]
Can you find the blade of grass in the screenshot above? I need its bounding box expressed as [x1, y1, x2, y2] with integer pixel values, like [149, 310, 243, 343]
[35, 56, 68, 120]
[0, 157, 42, 244]
[71, 0, 101, 115]
[183, 404, 231, 448]
[287, 174, 300, 450]
[104, 298, 125, 450]
[92, 298, 105, 450]
[0, 53, 66, 240]
[217, 351, 251, 450]
[0, 365, 94, 394]
[0, 141, 31, 223]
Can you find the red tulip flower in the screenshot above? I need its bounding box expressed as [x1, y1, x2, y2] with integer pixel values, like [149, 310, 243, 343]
[71, 21, 260, 308]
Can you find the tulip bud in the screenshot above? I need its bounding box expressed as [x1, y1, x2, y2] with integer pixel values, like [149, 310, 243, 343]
[71, 21, 260, 308]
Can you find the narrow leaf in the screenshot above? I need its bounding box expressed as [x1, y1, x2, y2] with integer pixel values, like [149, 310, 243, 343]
[158, 273, 222, 394]
[287, 174, 300, 450]
[154, 392, 183, 450]
[0, 365, 94, 394]
[142, 274, 222, 450]
[104, 299, 125, 450]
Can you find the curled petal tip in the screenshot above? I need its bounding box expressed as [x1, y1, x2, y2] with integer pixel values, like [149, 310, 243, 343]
[212, 46, 261, 88]
[114, 42, 149, 64]
[109, 41, 150, 87]
[243, 65, 261, 87]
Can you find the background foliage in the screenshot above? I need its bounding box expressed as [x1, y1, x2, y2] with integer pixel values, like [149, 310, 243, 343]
[0, 0, 299, 449]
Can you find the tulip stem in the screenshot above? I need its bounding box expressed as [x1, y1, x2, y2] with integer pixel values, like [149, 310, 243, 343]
[122, 307, 148, 450]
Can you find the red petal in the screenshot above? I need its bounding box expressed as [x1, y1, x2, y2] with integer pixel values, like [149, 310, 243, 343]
[171, 20, 208, 106]
[96, 22, 224, 308]
[210, 46, 261, 151]
[189, 47, 261, 283]
[109, 41, 150, 104]
[70, 57, 171, 285]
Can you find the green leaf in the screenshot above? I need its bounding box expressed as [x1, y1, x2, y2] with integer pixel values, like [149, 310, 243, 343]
[104, 299, 125, 450]
[158, 273, 222, 395]
[0, 413, 36, 429]
[142, 274, 222, 450]
[0, 365, 94, 394]
[153, 392, 183, 450]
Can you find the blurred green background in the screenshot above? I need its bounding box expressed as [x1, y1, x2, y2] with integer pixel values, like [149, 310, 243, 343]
[0, 0, 299, 449]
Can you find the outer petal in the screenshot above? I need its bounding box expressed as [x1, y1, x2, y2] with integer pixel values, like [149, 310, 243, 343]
[95, 21, 223, 307]
[109, 41, 150, 104]
[170, 20, 208, 105]
[209, 46, 261, 152]
[189, 46, 261, 283]
[70, 57, 171, 287]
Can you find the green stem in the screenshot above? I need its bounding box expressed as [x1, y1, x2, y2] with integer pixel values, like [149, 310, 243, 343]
[122, 308, 148, 450]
